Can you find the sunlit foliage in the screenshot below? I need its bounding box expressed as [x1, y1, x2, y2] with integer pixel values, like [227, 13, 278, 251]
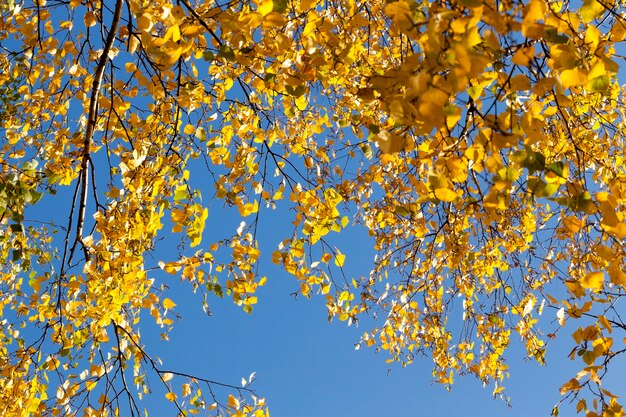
[1, 0, 626, 416]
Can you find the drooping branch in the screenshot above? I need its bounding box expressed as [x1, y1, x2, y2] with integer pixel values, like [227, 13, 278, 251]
[73, 0, 123, 255]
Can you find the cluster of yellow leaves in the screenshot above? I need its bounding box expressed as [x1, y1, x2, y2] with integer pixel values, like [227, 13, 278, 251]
[1, 0, 626, 415]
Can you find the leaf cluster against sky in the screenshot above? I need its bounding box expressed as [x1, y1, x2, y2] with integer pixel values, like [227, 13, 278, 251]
[1, 0, 626, 416]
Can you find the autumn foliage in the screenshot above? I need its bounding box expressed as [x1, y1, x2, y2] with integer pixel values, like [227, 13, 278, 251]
[1, 0, 626, 415]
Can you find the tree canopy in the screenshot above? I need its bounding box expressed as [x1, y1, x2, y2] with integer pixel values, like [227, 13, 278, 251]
[1, 0, 626, 416]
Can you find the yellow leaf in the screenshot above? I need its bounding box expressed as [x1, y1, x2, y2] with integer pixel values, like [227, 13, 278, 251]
[302, 19, 319, 38]
[609, 268, 626, 287]
[165, 46, 183, 66]
[562, 216, 583, 234]
[444, 104, 462, 130]
[445, 157, 468, 182]
[598, 315, 612, 331]
[90, 364, 106, 377]
[523, 0, 545, 22]
[228, 394, 240, 409]
[606, 222, 626, 239]
[238, 200, 259, 217]
[84, 11, 97, 27]
[163, 298, 177, 309]
[581, 271, 604, 291]
[159, 261, 182, 274]
[510, 74, 531, 91]
[565, 280, 585, 298]
[171, 24, 181, 42]
[561, 69, 588, 88]
[521, 0, 546, 38]
[165, 392, 177, 402]
[580, 0, 604, 22]
[295, 95, 307, 111]
[137, 13, 153, 31]
[559, 378, 581, 395]
[384, 0, 414, 31]
[434, 188, 459, 202]
[334, 249, 346, 267]
[512, 46, 535, 66]
[258, 0, 273, 16]
[376, 130, 405, 154]
[596, 244, 614, 261]
[592, 336, 613, 356]
[584, 25, 602, 53]
[162, 372, 174, 382]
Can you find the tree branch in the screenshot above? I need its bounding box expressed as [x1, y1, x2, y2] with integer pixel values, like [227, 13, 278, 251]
[74, 0, 123, 251]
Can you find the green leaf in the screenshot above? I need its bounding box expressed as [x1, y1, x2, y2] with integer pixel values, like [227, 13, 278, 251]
[217, 45, 235, 60]
[572, 191, 594, 213]
[546, 161, 564, 177]
[24, 190, 42, 204]
[544, 27, 569, 44]
[272, 0, 288, 13]
[368, 124, 380, 135]
[10, 211, 23, 224]
[360, 143, 373, 159]
[285, 85, 306, 97]
[527, 177, 556, 197]
[511, 149, 528, 165]
[588, 75, 610, 93]
[395, 205, 410, 217]
[523, 150, 546, 174]
[23, 160, 38, 172]
[580, 0, 604, 22]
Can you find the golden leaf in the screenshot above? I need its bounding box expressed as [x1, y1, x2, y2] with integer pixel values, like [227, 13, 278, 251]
[376, 130, 405, 154]
[434, 188, 459, 202]
[581, 271, 604, 291]
[559, 378, 581, 395]
[228, 394, 240, 409]
[334, 249, 346, 267]
[561, 69, 588, 88]
[163, 298, 177, 309]
[258, 0, 274, 16]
